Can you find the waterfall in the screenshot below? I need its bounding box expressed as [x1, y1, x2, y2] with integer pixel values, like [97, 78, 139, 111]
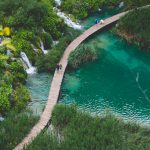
[31, 44, 38, 53]
[53, 0, 82, 30]
[20, 52, 36, 74]
[55, 0, 61, 6]
[40, 40, 48, 54]
[53, 41, 59, 46]
[119, 2, 124, 8]
[7, 49, 11, 56]
[0, 116, 4, 122]
[54, 7, 82, 30]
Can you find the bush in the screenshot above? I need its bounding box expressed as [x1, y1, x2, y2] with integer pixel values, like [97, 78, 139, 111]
[26, 105, 150, 150]
[68, 44, 97, 69]
[52, 105, 77, 129]
[13, 39, 36, 64]
[36, 28, 81, 72]
[41, 32, 53, 49]
[0, 110, 39, 150]
[26, 133, 59, 150]
[61, 0, 120, 19]
[0, 46, 6, 54]
[36, 39, 66, 72]
[9, 60, 27, 84]
[116, 7, 150, 50]
[0, 85, 12, 114]
[13, 84, 31, 111]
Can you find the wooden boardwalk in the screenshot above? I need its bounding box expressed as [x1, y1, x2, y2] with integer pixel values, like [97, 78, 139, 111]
[14, 11, 127, 150]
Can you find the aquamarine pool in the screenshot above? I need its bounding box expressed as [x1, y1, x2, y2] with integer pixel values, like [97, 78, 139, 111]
[27, 9, 150, 125]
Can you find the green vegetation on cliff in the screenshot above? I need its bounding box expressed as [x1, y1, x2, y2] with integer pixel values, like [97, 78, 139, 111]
[36, 28, 81, 72]
[60, 0, 150, 19]
[26, 105, 150, 150]
[0, 46, 28, 114]
[60, 0, 120, 19]
[0, 0, 65, 58]
[116, 7, 150, 50]
[0, 0, 66, 114]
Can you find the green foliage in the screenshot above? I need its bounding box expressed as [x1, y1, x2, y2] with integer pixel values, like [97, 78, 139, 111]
[41, 32, 53, 49]
[124, 0, 150, 8]
[0, 85, 12, 114]
[0, 0, 47, 28]
[26, 133, 59, 150]
[52, 105, 77, 129]
[0, 0, 66, 113]
[0, 58, 29, 113]
[0, 54, 9, 69]
[117, 7, 150, 50]
[36, 38, 67, 72]
[0, 110, 39, 150]
[0, 0, 65, 39]
[9, 60, 27, 84]
[2, 71, 13, 85]
[68, 44, 97, 69]
[26, 105, 150, 150]
[13, 84, 31, 111]
[36, 28, 81, 72]
[60, 0, 150, 19]
[0, 46, 6, 54]
[60, 0, 120, 19]
[13, 29, 35, 42]
[12, 38, 37, 63]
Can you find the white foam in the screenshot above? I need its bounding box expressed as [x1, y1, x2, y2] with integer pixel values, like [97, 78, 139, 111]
[119, 2, 124, 8]
[20, 52, 36, 74]
[0, 116, 4, 121]
[7, 49, 11, 56]
[54, 8, 82, 30]
[53, 41, 59, 46]
[40, 40, 48, 54]
[26, 67, 37, 75]
[55, 0, 61, 6]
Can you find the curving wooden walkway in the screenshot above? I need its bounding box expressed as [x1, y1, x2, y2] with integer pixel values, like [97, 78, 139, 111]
[14, 11, 128, 150]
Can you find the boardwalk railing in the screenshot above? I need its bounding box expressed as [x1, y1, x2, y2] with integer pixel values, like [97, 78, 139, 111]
[14, 11, 128, 150]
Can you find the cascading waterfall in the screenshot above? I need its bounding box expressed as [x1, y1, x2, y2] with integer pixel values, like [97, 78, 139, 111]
[0, 116, 4, 122]
[40, 40, 48, 54]
[53, 41, 59, 46]
[119, 2, 124, 8]
[31, 44, 38, 53]
[54, 8, 82, 30]
[20, 52, 36, 74]
[54, 0, 82, 30]
[55, 0, 61, 6]
[6, 49, 11, 56]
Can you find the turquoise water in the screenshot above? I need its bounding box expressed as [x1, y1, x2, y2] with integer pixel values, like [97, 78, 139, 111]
[59, 31, 150, 125]
[26, 73, 52, 115]
[59, 10, 150, 125]
[27, 9, 150, 125]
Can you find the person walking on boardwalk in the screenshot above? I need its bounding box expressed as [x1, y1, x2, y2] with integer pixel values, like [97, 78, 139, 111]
[59, 64, 62, 71]
[56, 64, 59, 72]
[95, 19, 98, 24]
